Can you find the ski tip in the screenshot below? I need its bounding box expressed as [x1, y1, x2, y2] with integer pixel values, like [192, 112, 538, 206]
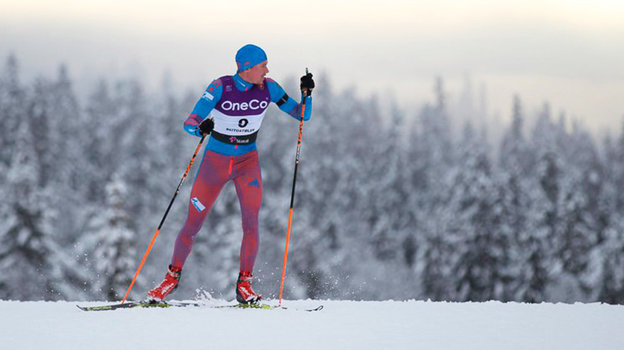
[76, 304, 110, 311]
[236, 303, 274, 310]
[75, 302, 138, 311]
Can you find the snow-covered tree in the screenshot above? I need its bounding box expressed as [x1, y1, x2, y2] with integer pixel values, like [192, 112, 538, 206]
[0, 54, 26, 187]
[83, 79, 118, 202]
[85, 175, 138, 300]
[499, 97, 547, 302]
[591, 120, 624, 303]
[0, 103, 84, 300]
[3, 55, 624, 303]
[447, 123, 509, 301]
[595, 214, 624, 303]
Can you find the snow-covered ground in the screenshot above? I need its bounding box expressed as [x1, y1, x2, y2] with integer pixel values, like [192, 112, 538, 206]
[2, 299, 623, 350]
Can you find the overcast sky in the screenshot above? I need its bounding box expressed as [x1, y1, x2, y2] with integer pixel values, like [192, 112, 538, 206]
[2, 0, 623, 134]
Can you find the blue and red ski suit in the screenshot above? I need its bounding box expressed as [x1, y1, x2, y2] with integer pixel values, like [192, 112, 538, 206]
[171, 73, 312, 274]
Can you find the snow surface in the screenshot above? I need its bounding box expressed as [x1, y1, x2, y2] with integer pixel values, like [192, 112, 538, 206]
[2, 299, 624, 350]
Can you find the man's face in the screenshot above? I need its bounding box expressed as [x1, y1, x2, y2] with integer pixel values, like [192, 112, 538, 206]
[244, 61, 269, 85]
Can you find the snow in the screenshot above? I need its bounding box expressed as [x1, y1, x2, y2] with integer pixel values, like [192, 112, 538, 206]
[2, 299, 623, 350]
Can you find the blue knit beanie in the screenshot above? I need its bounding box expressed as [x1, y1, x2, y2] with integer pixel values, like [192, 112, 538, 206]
[235, 44, 267, 71]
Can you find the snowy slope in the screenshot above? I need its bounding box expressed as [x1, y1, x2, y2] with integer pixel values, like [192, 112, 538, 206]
[2, 299, 623, 350]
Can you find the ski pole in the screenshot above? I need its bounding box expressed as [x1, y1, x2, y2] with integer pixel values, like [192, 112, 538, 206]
[278, 69, 311, 307]
[121, 134, 206, 304]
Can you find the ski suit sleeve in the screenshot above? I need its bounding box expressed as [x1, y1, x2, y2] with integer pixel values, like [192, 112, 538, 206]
[183, 79, 224, 137]
[266, 78, 312, 121]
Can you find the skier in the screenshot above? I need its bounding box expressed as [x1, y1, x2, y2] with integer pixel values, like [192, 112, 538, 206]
[147, 44, 315, 304]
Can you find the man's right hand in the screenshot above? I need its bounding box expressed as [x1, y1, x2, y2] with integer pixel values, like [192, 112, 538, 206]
[198, 118, 214, 136]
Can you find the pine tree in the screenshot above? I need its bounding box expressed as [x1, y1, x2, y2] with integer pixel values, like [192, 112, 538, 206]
[448, 123, 508, 301]
[0, 105, 80, 300]
[419, 77, 454, 203]
[595, 214, 624, 303]
[84, 79, 118, 202]
[367, 103, 407, 262]
[592, 119, 624, 303]
[499, 96, 547, 302]
[86, 175, 138, 300]
[527, 105, 563, 300]
[418, 77, 458, 301]
[115, 79, 152, 221]
[421, 206, 458, 301]
[0, 54, 25, 180]
[560, 132, 599, 271]
[44, 66, 91, 249]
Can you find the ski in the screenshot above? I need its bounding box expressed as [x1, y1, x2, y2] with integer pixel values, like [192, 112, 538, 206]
[75, 301, 201, 311]
[215, 303, 324, 312]
[76, 301, 323, 312]
[292, 304, 324, 312]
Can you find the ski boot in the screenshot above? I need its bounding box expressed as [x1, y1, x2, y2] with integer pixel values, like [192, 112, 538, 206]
[147, 265, 182, 302]
[236, 271, 262, 304]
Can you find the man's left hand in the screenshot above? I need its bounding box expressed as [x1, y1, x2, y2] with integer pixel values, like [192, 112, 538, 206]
[300, 73, 315, 96]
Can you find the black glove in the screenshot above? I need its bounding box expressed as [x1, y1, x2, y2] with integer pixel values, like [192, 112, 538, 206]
[198, 118, 214, 136]
[300, 72, 315, 96]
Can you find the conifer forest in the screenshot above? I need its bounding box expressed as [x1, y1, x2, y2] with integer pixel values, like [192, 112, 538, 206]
[2, 54, 624, 304]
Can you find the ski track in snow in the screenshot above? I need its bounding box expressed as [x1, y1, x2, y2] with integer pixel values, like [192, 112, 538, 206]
[2, 299, 624, 350]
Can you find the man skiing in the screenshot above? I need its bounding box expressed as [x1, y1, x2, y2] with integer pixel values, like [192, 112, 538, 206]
[147, 44, 315, 304]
